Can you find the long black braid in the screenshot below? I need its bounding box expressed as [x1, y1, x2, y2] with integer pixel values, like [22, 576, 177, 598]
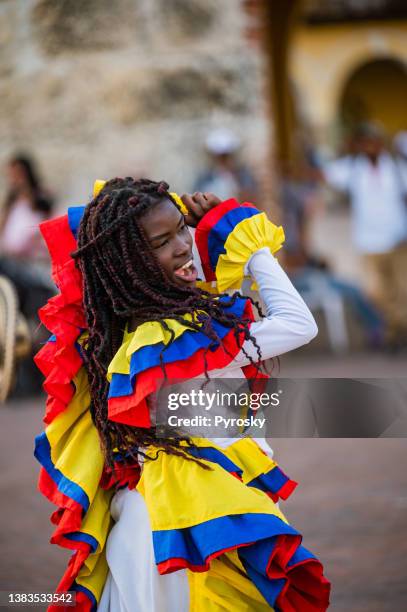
[73, 177, 265, 469]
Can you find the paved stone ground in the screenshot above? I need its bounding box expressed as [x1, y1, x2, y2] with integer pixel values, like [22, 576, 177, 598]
[1, 351, 407, 611]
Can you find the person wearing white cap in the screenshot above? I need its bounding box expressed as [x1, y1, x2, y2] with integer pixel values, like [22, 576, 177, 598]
[194, 128, 258, 202]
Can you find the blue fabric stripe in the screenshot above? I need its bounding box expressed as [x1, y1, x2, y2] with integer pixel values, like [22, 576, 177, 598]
[72, 583, 97, 612]
[109, 373, 134, 398]
[187, 446, 243, 477]
[239, 537, 290, 606]
[287, 545, 315, 568]
[67, 206, 86, 238]
[65, 531, 98, 553]
[247, 467, 289, 495]
[153, 512, 299, 566]
[208, 207, 260, 271]
[34, 432, 90, 512]
[240, 554, 286, 609]
[239, 537, 315, 606]
[108, 296, 248, 399]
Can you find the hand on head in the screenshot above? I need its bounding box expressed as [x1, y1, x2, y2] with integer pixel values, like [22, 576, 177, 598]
[180, 192, 221, 227]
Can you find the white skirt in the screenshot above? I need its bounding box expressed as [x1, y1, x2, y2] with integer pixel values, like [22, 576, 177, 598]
[97, 487, 190, 612]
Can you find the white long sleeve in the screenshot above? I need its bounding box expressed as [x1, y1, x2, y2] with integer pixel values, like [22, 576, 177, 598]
[232, 247, 318, 366]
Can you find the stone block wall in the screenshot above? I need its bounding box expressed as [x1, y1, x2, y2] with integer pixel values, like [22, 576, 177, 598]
[0, 0, 271, 209]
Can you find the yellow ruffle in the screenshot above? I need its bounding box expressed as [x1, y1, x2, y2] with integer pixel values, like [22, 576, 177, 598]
[137, 438, 288, 531]
[44, 367, 113, 602]
[215, 213, 285, 293]
[137, 437, 283, 610]
[188, 550, 273, 611]
[222, 437, 277, 485]
[74, 484, 113, 603]
[107, 312, 206, 380]
[46, 368, 104, 496]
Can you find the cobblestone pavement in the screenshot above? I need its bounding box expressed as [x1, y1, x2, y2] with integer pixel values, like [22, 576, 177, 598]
[1, 352, 406, 611]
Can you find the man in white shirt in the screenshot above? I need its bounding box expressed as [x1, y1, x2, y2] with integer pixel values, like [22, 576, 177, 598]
[323, 123, 407, 346]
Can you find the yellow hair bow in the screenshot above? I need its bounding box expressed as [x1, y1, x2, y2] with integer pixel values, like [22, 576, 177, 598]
[92, 180, 188, 216]
[93, 180, 106, 198]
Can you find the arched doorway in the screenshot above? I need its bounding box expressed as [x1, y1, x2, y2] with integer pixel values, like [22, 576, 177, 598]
[339, 57, 407, 135]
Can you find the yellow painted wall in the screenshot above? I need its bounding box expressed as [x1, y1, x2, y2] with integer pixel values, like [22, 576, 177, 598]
[340, 58, 407, 134]
[290, 21, 407, 140]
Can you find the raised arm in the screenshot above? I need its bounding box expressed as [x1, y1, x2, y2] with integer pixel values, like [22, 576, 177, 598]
[233, 247, 317, 366]
[185, 196, 317, 365]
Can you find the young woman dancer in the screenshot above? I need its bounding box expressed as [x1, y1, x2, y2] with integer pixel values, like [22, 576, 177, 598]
[35, 177, 330, 611]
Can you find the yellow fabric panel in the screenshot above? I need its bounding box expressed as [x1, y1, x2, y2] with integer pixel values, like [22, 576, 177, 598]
[78, 485, 113, 553]
[46, 368, 105, 504]
[44, 366, 114, 606]
[106, 336, 133, 377]
[136, 442, 287, 531]
[222, 438, 277, 485]
[215, 213, 285, 293]
[75, 546, 110, 604]
[187, 550, 273, 612]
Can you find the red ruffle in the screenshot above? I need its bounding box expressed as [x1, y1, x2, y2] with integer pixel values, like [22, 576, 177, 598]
[38, 468, 94, 609]
[35, 214, 95, 610]
[195, 199, 257, 281]
[108, 300, 256, 427]
[34, 214, 86, 425]
[100, 461, 141, 491]
[38, 469, 84, 549]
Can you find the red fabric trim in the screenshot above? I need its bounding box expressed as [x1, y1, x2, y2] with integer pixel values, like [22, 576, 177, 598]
[54, 548, 90, 594]
[47, 589, 93, 612]
[157, 541, 255, 575]
[266, 534, 301, 578]
[38, 469, 85, 547]
[40, 215, 78, 274]
[35, 214, 86, 425]
[195, 199, 256, 281]
[276, 559, 331, 612]
[100, 462, 141, 491]
[158, 532, 330, 610]
[36, 215, 102, 611]
[38, 471, 94, 603]
[278, 478, 298, 501]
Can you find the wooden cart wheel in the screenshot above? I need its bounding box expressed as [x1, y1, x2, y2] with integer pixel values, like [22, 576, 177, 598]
[0, 275, 19, 402]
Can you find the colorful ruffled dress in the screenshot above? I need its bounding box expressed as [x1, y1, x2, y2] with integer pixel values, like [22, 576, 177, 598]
[34, 190, 331, 611]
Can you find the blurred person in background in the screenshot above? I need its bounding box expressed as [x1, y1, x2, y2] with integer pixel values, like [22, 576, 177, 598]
[194, 128, 258, 202]
[322, 123, 407, 349]
[0, 154, 55, 395]
[281, 157, 384, 350]
[280, 158, 325, 272]
[0, 154, 54, 320]
[393, 130, 407, 162]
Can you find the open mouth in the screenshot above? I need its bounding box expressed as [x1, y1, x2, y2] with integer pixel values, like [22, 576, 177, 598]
[174, 258, 198, 283]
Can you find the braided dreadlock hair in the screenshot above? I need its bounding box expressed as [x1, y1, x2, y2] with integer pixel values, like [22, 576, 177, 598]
[73, 177, 264, 468]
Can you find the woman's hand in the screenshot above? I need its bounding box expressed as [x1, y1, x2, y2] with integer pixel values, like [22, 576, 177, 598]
[181, 192, 221, 227]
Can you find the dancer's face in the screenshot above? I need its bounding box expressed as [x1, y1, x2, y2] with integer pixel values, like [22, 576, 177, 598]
[139, 199, 198, 287]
